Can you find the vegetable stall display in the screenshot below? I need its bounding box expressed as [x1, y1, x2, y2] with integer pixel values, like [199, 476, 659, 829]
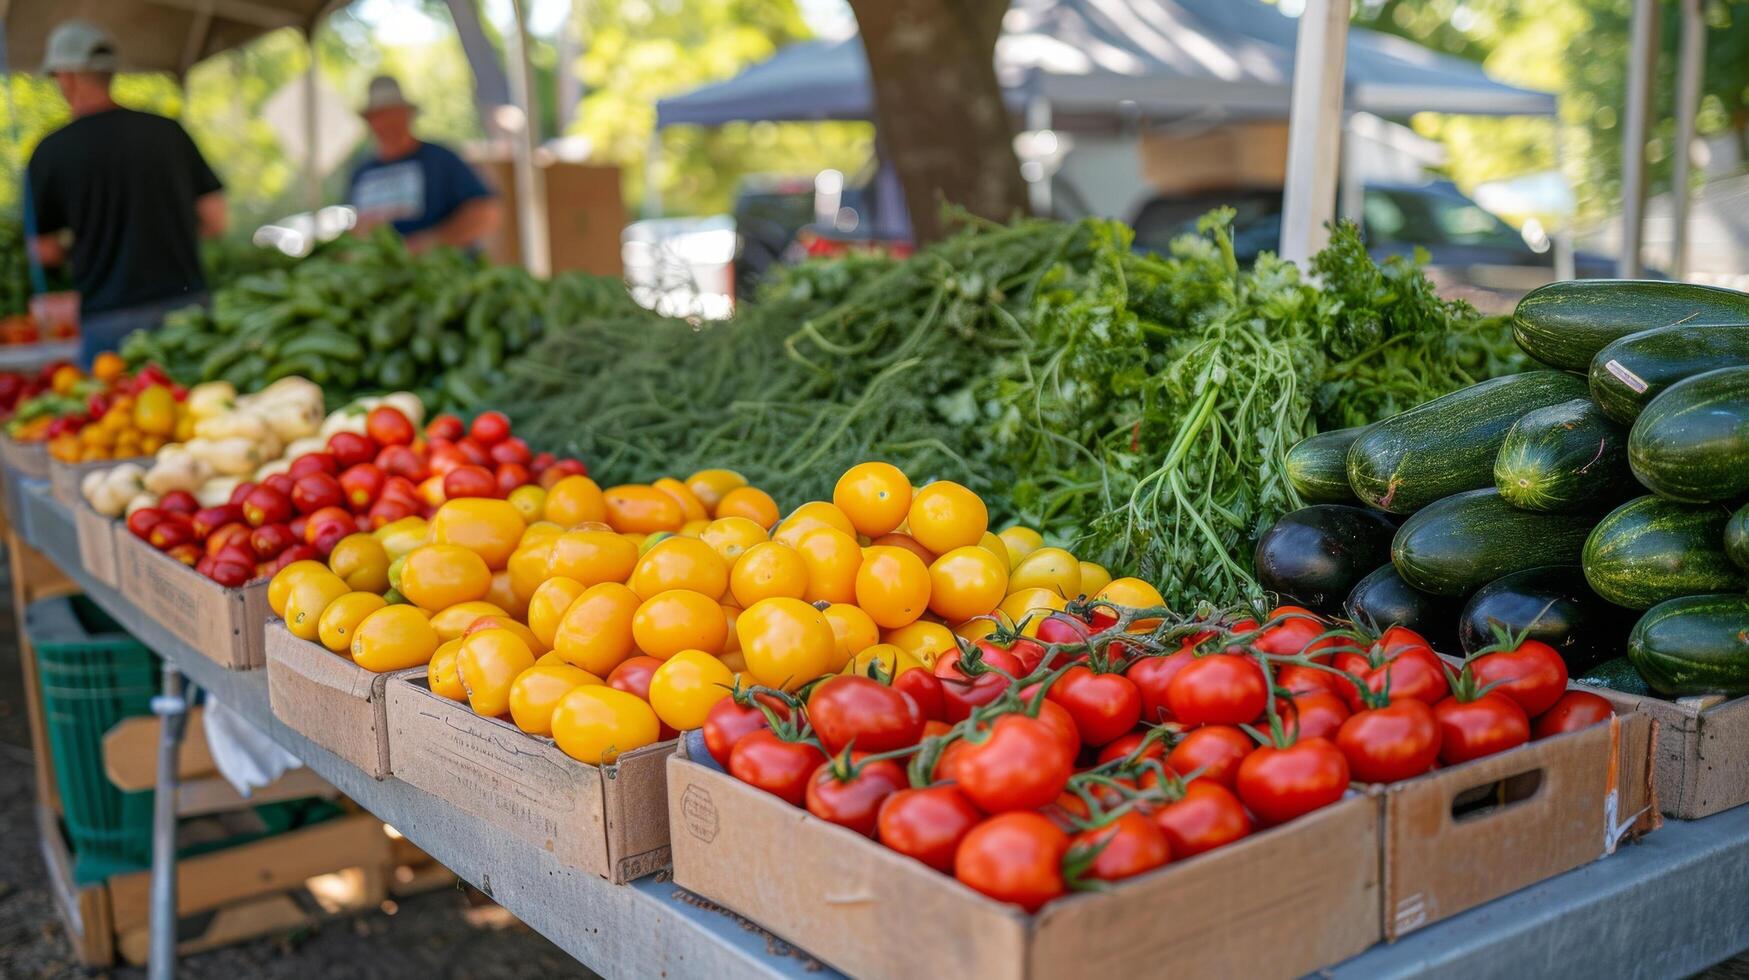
[1264, 279, 1749, 697]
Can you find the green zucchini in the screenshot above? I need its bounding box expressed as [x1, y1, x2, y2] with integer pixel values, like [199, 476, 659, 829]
[1512, 279, 1749, 371]
[1589, 322, 1749, 423]
[1582, 496, 1746, 609]
[1626, 594, 1749, 696]
[1285, 427, 1363, 504]
[1627, 366, 1749, 503]
[1577, 656, 1655, 698]
[1391, 489, 1595, 596]
[1728, 504, 1749, 571]
[1348, 371, 1589, 514]
[1493, 398, 1633, 512]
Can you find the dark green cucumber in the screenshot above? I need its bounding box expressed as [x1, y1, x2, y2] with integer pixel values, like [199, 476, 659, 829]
[1391, 489, 1595, 596]
[1347, 371, 1589, 514]
[1493, 398, 1633, 512]
[1589, 322, 1749, 423]
[1626, 594, 1749, 696]
[1577, 656, 1655, 698]
[1512, 279, 1749, 371]
[1728, 504, 1749, 571]
[1582, 496, 1747, 609]
[1627, 365, 1749, 503]
[1285, 427, 1363, 504]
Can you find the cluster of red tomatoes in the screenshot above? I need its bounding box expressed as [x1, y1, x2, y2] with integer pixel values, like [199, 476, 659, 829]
[700, 601, 1614, 913]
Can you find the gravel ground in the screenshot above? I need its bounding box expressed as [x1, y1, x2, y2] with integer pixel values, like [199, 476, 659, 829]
[0, 555, 593, 980]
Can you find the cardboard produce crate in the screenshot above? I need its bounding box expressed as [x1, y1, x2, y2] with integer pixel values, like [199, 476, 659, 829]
[1585, 686, 1749, 819]
[0, 435, 51, 480]
[1379, 712, 1656, 939]
[71, 501, 122, 589]
[113, 527, 268, 669]
[386, 673, 674, 883]
[668, 735, 1382, 980]
[264, 622, 404, 779]
[48, 453, 151, 508]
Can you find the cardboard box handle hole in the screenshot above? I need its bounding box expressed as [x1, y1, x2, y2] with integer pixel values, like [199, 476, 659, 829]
[1449, 768, 1544, 823]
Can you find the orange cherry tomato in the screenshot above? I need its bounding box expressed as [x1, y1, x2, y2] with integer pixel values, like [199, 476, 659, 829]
[795, 527, 863, 605]
[628, 536, 729, 601]
[428, 638, 466, 700]
[884, 620, 958, 670]
[546, 529, 639, 586]
[736, 597, 835, 691]
[351, 605, 441, 672]
[551, 582, 640, 675]
[632, 589, 728, 658]
[651, 477, 709, 523]
[771, 501, 857, 549]
[728, 541, 809, 607]
[821, 603, 880, 671]
[714, 486, 780, 528]
[685, 469, 747, 516]
[457, 628, 536, 716]
[429, 600, 509, 642]
[431, 498, 526, 570]
[700, 516, 768, 564]
[399, 544, 492, 611]
[928, 545, 1009, 621]
[854, 545, 932, 629]
[907, 481, 988, 555]
[551, 686, 661, 764]
[328, 534, 391, 594]
[527, 576, 587, 649]
[508, 663, 601, 735]
[603, 484, 684, 534]
[833, 462, 913, 537]
[544, 475, 607, 527]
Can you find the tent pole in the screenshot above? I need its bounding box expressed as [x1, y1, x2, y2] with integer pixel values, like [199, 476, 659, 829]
[302, 31, 321, 213]
[1338, 112, 1363, 226]
[1026, 94, 1052, 217]
[1619, 0, 1658, 278]
[1280, 0, 1349, 265]
[644, 130, 663, 219]
[1553, 125, 1576, 281]
[504, 0, 550, 276]
[1670, 0, 1705, 280]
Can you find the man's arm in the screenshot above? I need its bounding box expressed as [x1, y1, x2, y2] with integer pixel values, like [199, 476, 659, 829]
[31, 235, 66, 267]
[196, 191, 227, 239]
[406, 197, 501, 254]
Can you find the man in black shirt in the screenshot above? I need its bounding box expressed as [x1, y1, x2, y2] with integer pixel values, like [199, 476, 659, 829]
[27, 21, 227, 366]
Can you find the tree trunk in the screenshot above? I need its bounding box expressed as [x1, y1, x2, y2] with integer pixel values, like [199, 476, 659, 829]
[848, 0, 1029, 243]
[442, 0, 514, 142]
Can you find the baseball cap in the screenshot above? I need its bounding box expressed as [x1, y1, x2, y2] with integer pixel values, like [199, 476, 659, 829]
[362, 75, 416, 115]
[41, 20, 119, 74]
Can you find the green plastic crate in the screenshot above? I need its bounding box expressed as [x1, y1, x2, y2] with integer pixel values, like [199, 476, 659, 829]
[29, 594, 160, 884]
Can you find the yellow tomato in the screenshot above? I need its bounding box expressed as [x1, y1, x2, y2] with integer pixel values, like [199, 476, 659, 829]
[854, 545, 931, 629]
[132, 385, 177, 436]
[632, 589, 728, 658]
[375, 517, 431, 561]
[486, 568, 527, 620]
[996, 526, 1045, 568]
[821, 603, 879, 671]
[464, 614, 548, 655]
[431, 498, 525, 571]
[771, 501, 857, 549]
[1079, 561, 1114, 596]
[1095, 577, 1166, 629]
[928, 545, 1009, 621]
[317, 591, 388, 654]
[832, 461, 913, 538]
[795, 527, 862, 605]
[679, 519, 709, 538]
[700, 516, 768, 564]
[883, 620, 958, 670]
[268, 560, 331, 618]
[603, 484, 684, 534]
[651, 477, 709, 524]
[907, 481, 988, 555]
[507, 484, 547, 523]
[977, 531, 1011, 571]
[457, 628, 536, 717]
[520, 520, 563, 545]
[546, 529, 639, 586]
[551, 686, 661, 764]
[727, 541, 809, 607]
[351, 605, 441, 672]
[843, 643, 924, 678]
[328, 533, 391, 594]
[628, 536, 729, 601]
[284, 571, 351, 642]
[399, 545, 492, 611]
[429, 600, 509, 642]
[998, 588, 1068, 637]
[1009, 547, 1082, 599]
[508, 663, 600, 736]
[686, 469, 747, 515]
[527, 577, 587, 649]
[428, 639, 467, 700]
[954, 615, 1004, 642]
[50, 364, 81, 395]
[551, 582, 640, 675]
[91, 352, 126, 382]
[736, 597, 834, 691]
[714, 486, 780, 528]
[648, 650, 736, 731]
[544, 475, 607, 527]
[507, 538, 555, 604]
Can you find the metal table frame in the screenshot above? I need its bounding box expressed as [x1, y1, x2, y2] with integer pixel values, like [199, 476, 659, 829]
[16, 482, 1749, 979]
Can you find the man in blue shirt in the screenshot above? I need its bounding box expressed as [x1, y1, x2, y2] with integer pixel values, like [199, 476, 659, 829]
[348, 76, 500, 253]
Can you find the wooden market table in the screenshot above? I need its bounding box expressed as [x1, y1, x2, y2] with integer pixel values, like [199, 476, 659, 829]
[12, 479, 1749, 979]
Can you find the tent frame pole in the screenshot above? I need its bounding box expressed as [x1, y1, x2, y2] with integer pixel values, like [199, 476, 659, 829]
[302, 29, 321, 213]
[1553, 125, 1576, 281]
[1026, 93, 1052, 217]
[1619, 0, 1659, 278]
[644, 130, 663, 219]
[1280, 0, 1349, 265]
[504, 0, 550, 276]
[1670, 0, 1705, 280]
